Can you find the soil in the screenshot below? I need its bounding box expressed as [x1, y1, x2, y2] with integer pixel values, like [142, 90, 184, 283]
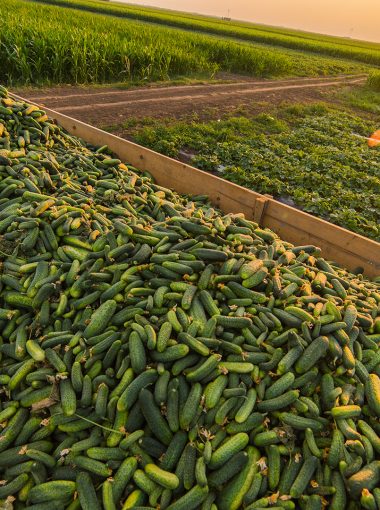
[14, 74, 366, 127]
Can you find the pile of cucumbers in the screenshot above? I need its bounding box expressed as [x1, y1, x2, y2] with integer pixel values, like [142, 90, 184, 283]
[0, 84, 380, 510]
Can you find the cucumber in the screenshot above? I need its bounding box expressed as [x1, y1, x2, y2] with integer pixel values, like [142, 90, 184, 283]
[265, 373, 295, 400]
[0, 473, 29, 498]
[347, 461, 380, 499]
[26, 340, 45, 362]
[216, 316, 253, 329]
[289, 456, 318, 498]
[179, 382, 202, 430]
[76, 471, 102, 510]
[235, 388, 257, 423]
[118, 369, 158, 411]
[209, 433, 249, 470]
[166, 484, 209, 510]
[122, 489, 146, 509]
[74, 455, 112, 477]
[295, 336, 329, 374]
[28, 480, 76, 504]
[103, 479, 117, 510]
[133, 468, 159, 495]
[83, 300, 117, 338]
[257, 390, 299, 412]
[145, 464, 179, 490]
[331, 405, 361, 420]
[267, 444, 281, 491]
[130, 331, 147, 373]
[139, 388, 173, 446]
[177, 332, 210, 357]
[279, 413, 324, 432]
[112, 457, 138, 503]
[186, 354, 221, 382]
[157, 321, 173, 353]
[204, 375, 228, 409]
[208, 451, 248, 487]
[60, 378, 77, 416]
[358, 420, 380, 454]
[160, 431, 187, 471]
[217, 446, 260, 510]
[365, 374, 380, 417]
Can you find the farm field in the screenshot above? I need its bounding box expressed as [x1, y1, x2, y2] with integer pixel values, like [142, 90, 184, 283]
[0, 0, 375, 87]
[101, 87, 380, 241]
[32, 0, 380, 67]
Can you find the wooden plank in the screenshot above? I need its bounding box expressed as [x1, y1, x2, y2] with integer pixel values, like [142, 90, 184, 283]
[11, 94, 380, 278]
[253, 197, 270, 224]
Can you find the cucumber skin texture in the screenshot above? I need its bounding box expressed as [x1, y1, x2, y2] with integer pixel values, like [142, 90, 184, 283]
[60, 378, 77, 417]
[117, 369, 158, 411]
[102, 479, 116, 510]
[204, 375, 228, 409]
[235, 388, 257, 423]
[77, 472, 102, 510]
[257, 390, 299, 412]
[209, 432, 249, 469]
[160, 431, 188, 471]
[83, 299, 117, 338]
[347, 461, 380, 499]
[365, 374, 380, 417]
[166, 484, 209, 510]
[129, 331, 147, 374]
[279, 413, 324, 432]
[179, 382, 202, 430]
[331, 471, 346, 510]
[0, 473, 29, 499]
[278, 455, 302, 496]
[145, 464, 180, 490]
[330, 405, 361, 420]
[139, 388, 173, 446]
[122, 489, 146, 509]
[295, 336, 329, 374]
[290, 456, 318, 498]
[28, 480, 76, 504]
[265, 373, 295, 400]
[267, 444, 281, 491]
[327, 429, 344, 468]
[208, 451, 249, 487]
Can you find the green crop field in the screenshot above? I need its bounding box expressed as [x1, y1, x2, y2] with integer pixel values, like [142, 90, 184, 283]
[111, 102, 380, 240]
[32, 0, 380, 67]
[340, 73, 380, 114]
[0, 0, 373, 87]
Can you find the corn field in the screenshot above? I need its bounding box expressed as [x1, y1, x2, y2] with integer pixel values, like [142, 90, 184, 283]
[0, 0, 369, 87]
[34, 0, 380, 67]
[0, 0, 293, 86]
[368, 71, 380, 91]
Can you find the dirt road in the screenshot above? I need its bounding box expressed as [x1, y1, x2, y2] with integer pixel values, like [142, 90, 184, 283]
[18, 74, 366, 126]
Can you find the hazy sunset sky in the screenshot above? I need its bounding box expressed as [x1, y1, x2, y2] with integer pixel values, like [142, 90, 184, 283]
[118, 0, 380, 43]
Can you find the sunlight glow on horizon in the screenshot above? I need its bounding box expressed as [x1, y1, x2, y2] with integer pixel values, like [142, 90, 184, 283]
[115, 0, 380, 44]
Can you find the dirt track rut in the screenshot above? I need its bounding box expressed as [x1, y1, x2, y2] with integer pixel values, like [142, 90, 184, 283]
[18, 74, 366, 125]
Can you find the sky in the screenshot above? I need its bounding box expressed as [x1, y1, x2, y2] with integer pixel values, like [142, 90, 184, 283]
[117, 0, 380, 43]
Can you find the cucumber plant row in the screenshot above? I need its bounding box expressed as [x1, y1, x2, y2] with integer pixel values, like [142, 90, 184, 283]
[0, 85, 379, 509]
